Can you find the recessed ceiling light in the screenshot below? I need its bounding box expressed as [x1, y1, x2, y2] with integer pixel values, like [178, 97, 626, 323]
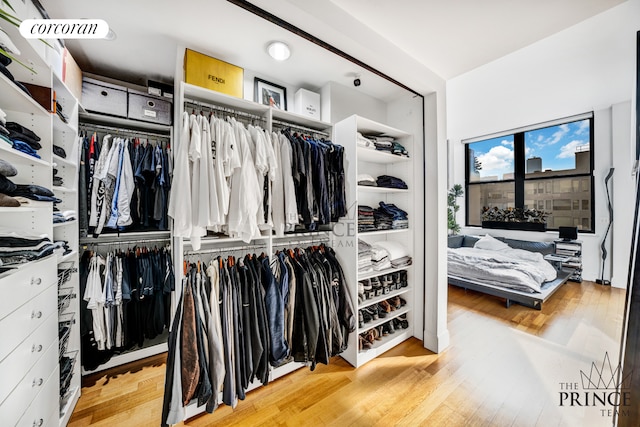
[267, 41, 290, 61]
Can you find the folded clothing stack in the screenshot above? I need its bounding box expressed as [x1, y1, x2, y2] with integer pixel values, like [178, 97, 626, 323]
[55, 239, 72, 256]
[371, 244, 391, 271]
[53, 145, 67, 159]
[357, 132, 376, 150]
[357, 174, 377, 187]
[0, 158, 20, 207]
[10, 183, 61, 203]
[358, 205, 376, 232]
[55, 101, 69, 124]
[53, 210, 77, 224]
[374, 201, 409, 230]
[373, 208, 392, 230]
[371, 240, 413, 269]
[376, 175, 408, 189]
[0, 229, 65, 268]
[0, 51, 33, 98]
[358, 239, 373, 274]
[1, 121, 43, 159]
[366, 135, 409, 158]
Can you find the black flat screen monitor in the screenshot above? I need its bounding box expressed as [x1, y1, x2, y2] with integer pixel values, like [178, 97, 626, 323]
[558, 226, 578, 241]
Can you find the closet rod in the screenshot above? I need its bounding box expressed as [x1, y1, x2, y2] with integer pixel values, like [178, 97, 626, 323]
[184, 243, 267, 256]
[81, 237, 171, 248]
[184, 100, 266, 121]
[272, 119, 330, 137]
[272, 237, 331, 248]
[79, 123, 171, 140]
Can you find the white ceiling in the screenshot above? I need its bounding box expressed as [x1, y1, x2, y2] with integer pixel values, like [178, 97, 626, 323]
[327, 0, 628, 79]
[40, 0, 627, 97]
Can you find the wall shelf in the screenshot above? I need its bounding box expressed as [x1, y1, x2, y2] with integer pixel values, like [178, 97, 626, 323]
[183, 82, 270, 115]
[0, 141, 51, 168]
[79, 111, 172, 133]
[358, 265, 412, 281]
[0, 73, 50, 116]
[357, 147, 411, 164]
[357, 185, 409, 194]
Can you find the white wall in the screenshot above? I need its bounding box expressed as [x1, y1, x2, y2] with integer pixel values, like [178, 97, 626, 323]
[320, 81, 387, 124]
[447, 0, 639, 287]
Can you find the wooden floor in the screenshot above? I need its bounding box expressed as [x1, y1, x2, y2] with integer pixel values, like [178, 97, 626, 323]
[69, 281, 626, 427]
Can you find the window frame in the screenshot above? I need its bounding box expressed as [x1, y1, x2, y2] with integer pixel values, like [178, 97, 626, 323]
[464, 114, 595, 233]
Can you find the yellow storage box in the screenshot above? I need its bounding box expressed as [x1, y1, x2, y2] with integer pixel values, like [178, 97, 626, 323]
[184, 49, 243, 98]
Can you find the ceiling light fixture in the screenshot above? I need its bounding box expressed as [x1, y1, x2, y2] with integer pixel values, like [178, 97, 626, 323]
[267, 41, 290, 61]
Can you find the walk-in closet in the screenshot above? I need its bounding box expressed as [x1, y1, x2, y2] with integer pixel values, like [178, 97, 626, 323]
[0, 0, 448, 425]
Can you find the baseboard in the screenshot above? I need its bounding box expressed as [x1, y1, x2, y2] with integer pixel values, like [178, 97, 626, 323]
[423, 328, 450, 353]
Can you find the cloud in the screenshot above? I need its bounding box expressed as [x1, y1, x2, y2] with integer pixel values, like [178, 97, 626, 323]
[525, 146, 533, 156]
[557, 140, 587, 159]
[537, 135, 544, 143]
[547, 124, 570, 145]
[500, 139, 514, 148]
[476, 145, 513, 174]
[574, 119, 590, 136]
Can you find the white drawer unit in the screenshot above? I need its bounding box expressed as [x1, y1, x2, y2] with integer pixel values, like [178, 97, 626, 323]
[14, 364, 60, 427]
[0, 256, 57, 321]
[0, 340, 58, 426]
[0, 311, 57, 404]
[0, 284, 57, 363]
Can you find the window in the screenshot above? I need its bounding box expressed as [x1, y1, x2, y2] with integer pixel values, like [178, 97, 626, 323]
[465, 114, 594, 232]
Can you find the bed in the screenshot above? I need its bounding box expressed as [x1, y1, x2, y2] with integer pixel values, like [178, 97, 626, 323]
[447, 234, 572, 310]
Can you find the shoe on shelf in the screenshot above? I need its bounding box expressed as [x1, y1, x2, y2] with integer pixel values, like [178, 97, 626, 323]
[359, 334, 372, 351]
[379, 300, 392, 313]
[363, 307, 378, 321]
[386, 320, 396, 334]
[387, 297, 400, 310]
[379, 325, 388, 337]
[361, 309, 372, 324]
[358, 310, 364, 328]
[375, 304, 387, 318]
[399, 297, 407, 307]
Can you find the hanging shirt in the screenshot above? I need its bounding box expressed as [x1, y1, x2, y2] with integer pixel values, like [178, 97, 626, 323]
[89, 135, 112, 228]
[168, 112, 193, 238]
[270, 132, 285, 236]
[227, 118, 261, 242]
[279, 133, 299, 232]
[84, 254, 106, 351]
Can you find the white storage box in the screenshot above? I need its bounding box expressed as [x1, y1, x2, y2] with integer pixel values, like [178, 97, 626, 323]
[294, 88, 320, 120]
[82, 77, 128, 118]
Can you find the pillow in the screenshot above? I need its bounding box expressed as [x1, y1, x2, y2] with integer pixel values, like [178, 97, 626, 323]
[474, 234, 510, 251]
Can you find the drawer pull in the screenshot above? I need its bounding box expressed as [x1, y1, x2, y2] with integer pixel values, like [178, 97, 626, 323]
[33, 418, 43, 427]
[31, 310, 43, 319]
[31, 277, 42, 285]
[32, 377, 43, 387]
[31, 344, 43, 353]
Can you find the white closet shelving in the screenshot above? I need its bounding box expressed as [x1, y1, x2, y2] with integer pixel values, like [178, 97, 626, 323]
[52, 72, 82, 427]
[334, 114, 417, 367]
[175, 81, 335, 420]
[77, 110, 173, 375]
[0, 0, 82, 424]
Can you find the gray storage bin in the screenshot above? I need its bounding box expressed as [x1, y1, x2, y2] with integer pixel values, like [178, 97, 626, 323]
[82, 77, 128, 118]
[127, 89, 172, 125]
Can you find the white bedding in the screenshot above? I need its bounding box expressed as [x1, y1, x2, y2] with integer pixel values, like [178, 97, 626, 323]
[447, 246, 557, 293]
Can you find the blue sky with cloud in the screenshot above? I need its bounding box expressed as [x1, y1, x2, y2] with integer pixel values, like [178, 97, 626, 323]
[469, 119, 590, 180]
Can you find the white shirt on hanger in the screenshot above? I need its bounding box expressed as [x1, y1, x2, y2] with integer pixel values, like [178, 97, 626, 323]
[279, 133, 299, 231]
[169, 112, 194, 239]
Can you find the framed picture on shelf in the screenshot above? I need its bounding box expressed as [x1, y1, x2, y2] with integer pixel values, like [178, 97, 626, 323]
[254, 77, 287, 110]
